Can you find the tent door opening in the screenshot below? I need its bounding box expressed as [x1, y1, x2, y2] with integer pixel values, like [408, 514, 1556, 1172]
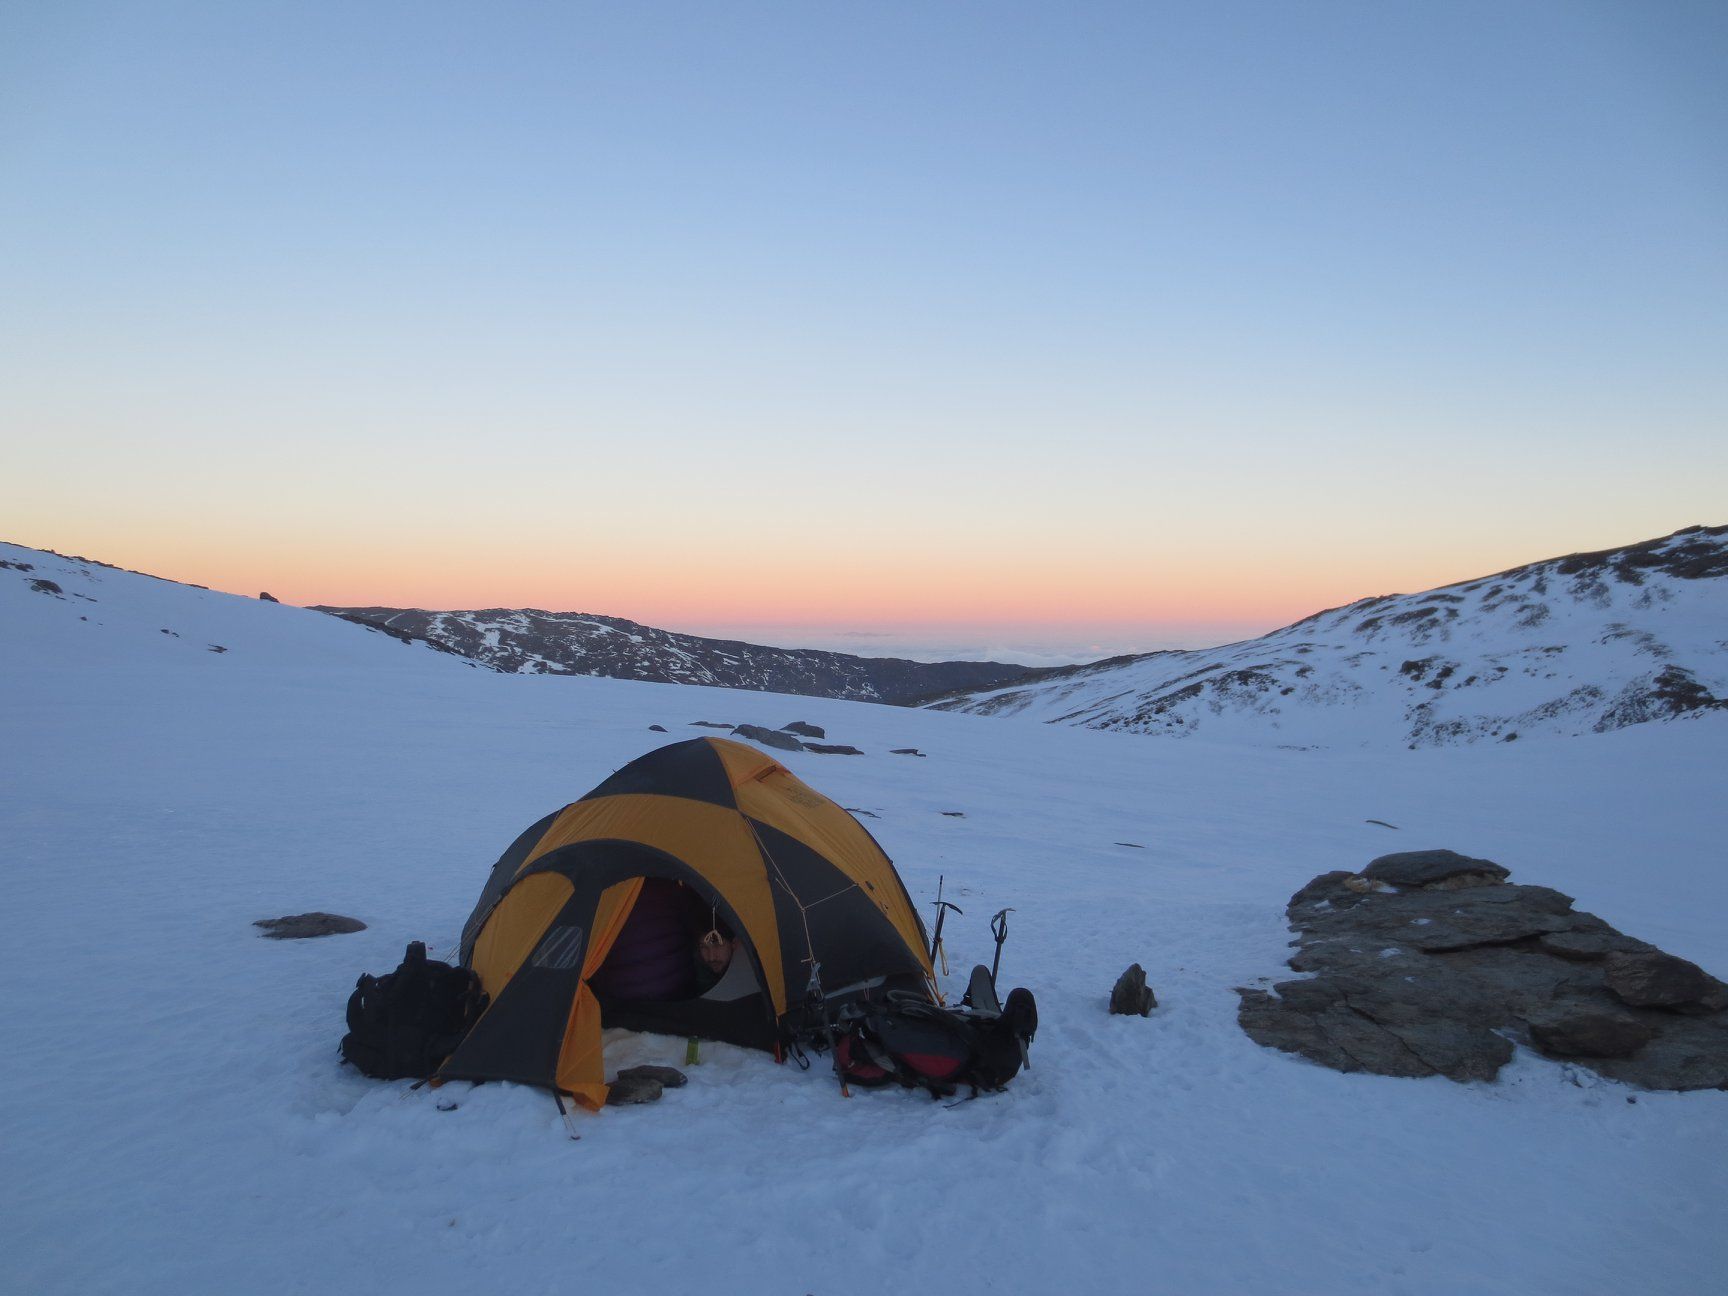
[586, 876, 779, 1051]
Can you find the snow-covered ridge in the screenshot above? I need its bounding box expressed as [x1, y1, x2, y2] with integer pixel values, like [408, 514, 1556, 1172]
[0, 542, 477, 674]
[1, 541, 1020, 702]
[926, 525, 1728, 748]
[312, 605, 1031, 704]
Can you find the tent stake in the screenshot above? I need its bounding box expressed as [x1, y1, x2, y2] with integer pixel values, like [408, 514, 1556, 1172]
[553, 1091, 582, 1141]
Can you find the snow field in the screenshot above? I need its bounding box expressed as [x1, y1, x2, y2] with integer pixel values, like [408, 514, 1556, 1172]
[3, 548, 1727, 1294]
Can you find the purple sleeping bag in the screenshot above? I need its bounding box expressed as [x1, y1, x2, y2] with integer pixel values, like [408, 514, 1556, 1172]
[588, 879, 700, 1001]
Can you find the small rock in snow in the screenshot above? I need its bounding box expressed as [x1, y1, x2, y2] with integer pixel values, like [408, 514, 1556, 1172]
[605, 1074, 664, 1105]
[615, 1064, 687, 1088]
[1109, 964, 1156, 1016]
[254, 912, 366, 939]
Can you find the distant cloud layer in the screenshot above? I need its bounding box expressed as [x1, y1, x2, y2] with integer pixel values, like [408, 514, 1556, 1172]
[682, 623, 1263, 666]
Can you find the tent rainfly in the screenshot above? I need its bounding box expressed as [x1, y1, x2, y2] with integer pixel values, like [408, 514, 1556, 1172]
[439, 737, 937, 1109]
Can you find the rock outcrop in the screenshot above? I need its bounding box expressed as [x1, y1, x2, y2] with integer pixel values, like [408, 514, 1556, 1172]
[254, 912, 366, 939]
[732, 723, 804, 752]
[927, 525, 1728, 748]
[313, 605, 1032, 704]
[1237, 852, 1728, 1090]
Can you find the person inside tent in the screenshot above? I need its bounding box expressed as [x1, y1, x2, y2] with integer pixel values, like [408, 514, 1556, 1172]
[695, 920, 740, 994]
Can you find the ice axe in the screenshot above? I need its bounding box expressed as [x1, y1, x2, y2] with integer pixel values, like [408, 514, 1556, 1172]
[806, 961, 850, 1099]
[928, 875, 962, 975]
[989, 907, 1015, 987]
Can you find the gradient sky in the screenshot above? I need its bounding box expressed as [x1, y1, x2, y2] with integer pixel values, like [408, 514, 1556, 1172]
[3, 2, 1725, 661]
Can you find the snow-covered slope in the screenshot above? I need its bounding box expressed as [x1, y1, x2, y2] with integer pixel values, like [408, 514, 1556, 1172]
[4, 537, 1727, 1295]
[928, 525, 1728, 749]
[1, 543, 479, 676]
[313, 604, 1032, 703]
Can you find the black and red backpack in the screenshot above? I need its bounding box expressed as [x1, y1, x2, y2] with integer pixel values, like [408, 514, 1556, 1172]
[832, 967, 1037, 1099]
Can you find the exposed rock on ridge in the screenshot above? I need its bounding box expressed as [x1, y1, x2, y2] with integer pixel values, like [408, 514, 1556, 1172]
[314, 606, 1032, 705]
[928, 525, 1728, 748]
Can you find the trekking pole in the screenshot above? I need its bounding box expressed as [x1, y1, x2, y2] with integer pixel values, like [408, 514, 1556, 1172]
[989, 908, 1014, 986]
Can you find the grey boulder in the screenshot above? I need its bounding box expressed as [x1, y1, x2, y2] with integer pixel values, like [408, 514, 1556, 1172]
[1239, 853, 1728, 1091]
[1361, 849, 1510, 889]
[1109, 964, 1156, 1016]
[731, 724, 804, 751]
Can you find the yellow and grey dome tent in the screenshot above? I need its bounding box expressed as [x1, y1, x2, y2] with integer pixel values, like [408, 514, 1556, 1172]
[439, 737, 936, 1110]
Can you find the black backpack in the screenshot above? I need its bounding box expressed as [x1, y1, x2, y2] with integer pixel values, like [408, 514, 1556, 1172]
[832, 970, 1038, 1099]
[340, 942, 489, 1080]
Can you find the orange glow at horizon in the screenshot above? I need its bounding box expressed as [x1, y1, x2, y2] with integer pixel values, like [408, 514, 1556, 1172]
[15, 524, 1510, 642]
